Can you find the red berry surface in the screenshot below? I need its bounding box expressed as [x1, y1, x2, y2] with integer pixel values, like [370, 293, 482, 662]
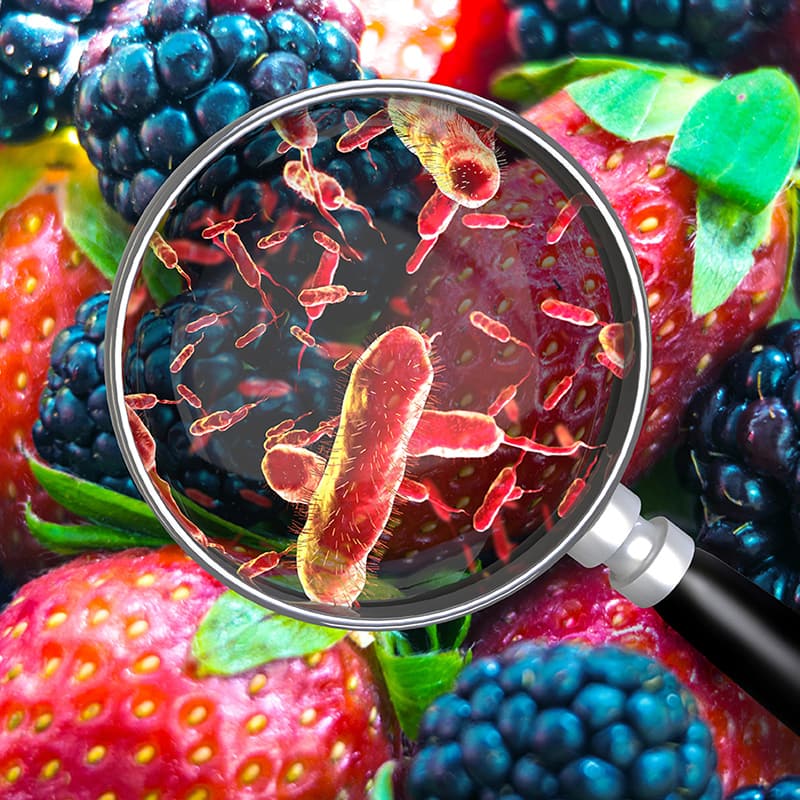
[468, 558, 800, 793]
[524, 90, 793, 483]
[0, 546, 399, 798]
[382, 158, 616, 564]
[0, 188, 109, 583]
[356, 0, 512, 96]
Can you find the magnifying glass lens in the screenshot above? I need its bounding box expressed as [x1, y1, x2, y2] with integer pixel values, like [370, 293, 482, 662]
[116, 84, 647, 626]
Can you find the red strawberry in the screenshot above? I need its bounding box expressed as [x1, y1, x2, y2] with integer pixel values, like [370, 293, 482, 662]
[0, 187, 110, 583]
[467, 557, 800, 793]
[380, 87, 791, 566]
[524, 90, 792, 483]
[0, 545, 399, 798]
[382, 159, 617, 564]
[356, 0, 512, 97]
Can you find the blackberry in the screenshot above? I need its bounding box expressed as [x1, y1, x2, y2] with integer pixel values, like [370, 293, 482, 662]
[73, 0, 365, 222]
[33, 291, 139, 498]
[124, 285, 341, 527]
[0, 0, 145, 141]
[676, 320, 800, 612]
[727, 777, 800, 800]
[161, 90, 424, 337]
[407, 642, 721, 800]
[507, 0, 790, 73]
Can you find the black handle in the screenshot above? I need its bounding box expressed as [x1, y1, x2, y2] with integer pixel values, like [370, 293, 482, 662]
[655, 547, 800, 735]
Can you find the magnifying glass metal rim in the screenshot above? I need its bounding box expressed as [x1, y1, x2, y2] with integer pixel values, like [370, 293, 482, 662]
[106, 78, 652, 630]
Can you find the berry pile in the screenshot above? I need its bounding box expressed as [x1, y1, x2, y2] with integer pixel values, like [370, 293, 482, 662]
[506, 0, 790, 73]
[33, 291, 137, 498]
[74, 0, 365, 221]
[407, 641, 721, 800]
[677, 320, 800, 611]
[124, 286, 341, 526]
[728, 777, 800, 800]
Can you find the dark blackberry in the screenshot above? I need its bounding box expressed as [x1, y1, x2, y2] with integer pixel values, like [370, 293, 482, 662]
[506, 0, 790, 73]
[160, 88, 425, 338]
[676, 320, 800, 612]
[124, 285, 342, 527]
[0, 0, 143, 141]
[407, 642, 721, 800]
[727, 777, 800, 800]
[73, 0, 365, 222]
[33, 291, 139, 498]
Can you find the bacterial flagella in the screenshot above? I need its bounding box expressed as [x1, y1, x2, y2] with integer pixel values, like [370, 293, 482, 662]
[124, 95, 623, 607]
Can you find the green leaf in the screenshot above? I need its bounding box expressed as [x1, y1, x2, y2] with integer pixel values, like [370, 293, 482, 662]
[0, 161, 42, 215]
[691, 189, 774, 316]
[633, 452, 699, 534]
[29, 452, 293, 552]
[141, 248, 184, 306]
[374, 632, 470, 740]
[367, 760, 397, 800]
[28, 454, 166, 538]
[192, 590, 348, 676]
[24, 502, 167, 554]
[668, 69, 800, 213]
[491, 55, 656, 104]
[62, 166, 131, 280]
[0, 130, 91, 215]
[568, 69, 716, 141]
[173, 492, 293, 553]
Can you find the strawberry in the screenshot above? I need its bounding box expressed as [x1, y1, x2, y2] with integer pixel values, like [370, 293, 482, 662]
[0, 185, 110, 583]
[467, 557, 800, 794]
[382, 159, 617, 564]
[523, 88, 792, 483]
[380, 71, 793, 565]
[0, 545, 400, 799]
[356, 0, 512, 97]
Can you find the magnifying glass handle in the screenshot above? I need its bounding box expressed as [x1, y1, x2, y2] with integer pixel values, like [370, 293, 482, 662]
[656, 546, 800, 735]
[570, 484, 800, 735]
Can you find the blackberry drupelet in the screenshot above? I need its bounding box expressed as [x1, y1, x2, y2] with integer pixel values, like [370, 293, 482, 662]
[33, 291, 138, 498]
[0, 0, 119, 141]
[407, 641, 721, 800]
[727, 777, 800, 800]
[124, 285, 341, 527]
[73, 0, 365, 222]
[506, 0, 790, 73]
[676, 320, 800, 611]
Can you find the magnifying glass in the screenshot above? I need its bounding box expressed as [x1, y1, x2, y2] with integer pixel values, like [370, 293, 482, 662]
[105, 79, 800, 733]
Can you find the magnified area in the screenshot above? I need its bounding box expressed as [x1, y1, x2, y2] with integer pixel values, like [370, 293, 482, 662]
[122, 91, 631, 610]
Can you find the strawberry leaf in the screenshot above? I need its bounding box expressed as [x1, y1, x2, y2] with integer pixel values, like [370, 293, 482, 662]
[567, 69, 716, 141]
[192, 590, 348, 676]
[668, 69, 800, 214]
[0, 130, 90, 214]
[691, 189, 774, 317]
[28, 452, 292, 552]
[374, 631, 471, 740]
[62, 166, 131, 280]
[0, 161, 42, 216]
[28, 453, 166, 538]
[367, 760, 397, 800]
[24, 502, 167, 554]
[491, 55, 656, 104]
[142, 248, 185, 306]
